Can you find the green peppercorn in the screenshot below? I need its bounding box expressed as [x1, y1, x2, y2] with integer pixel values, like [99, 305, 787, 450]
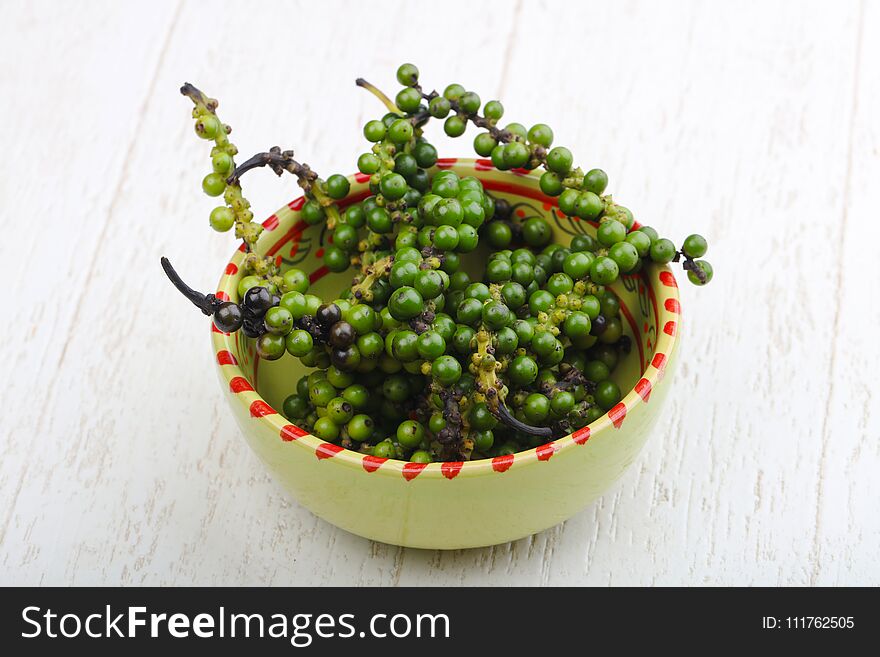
[313, 416, 340, 442]
[482, 300, 511, 329]
[608, 242, 640, 272]
[282, 394, 310, 419]
[485, 221, 513, 249]
[326, 174, 350, 199]
[551, 391, 575, 416]
[484, 100, 504, 120]
[432, 355, 462, 386]
[209, 206, 235, 232]
[594, 380, 622, 410]
[388, 118, 414, 143]
[416, 330, 446, 361]
[410, 450, 433, 463]
[571, 234, 597, 253]
[509, 355, 538, 385]
[397, 420, 425, 449]
[583, 169, 608, 195]
[472, 429, 494, 453]
[396, 87, 422, 113]
[589, 256, 620, 285]
[388, 286, 424, 320]
[546, 147, 573, 174]
[380, 172, 408, 200]
[523, 393, 550, 423]
[625, 230, 652, 257]
[528, 123, 554, 147]
[474, 132, 497, 156]
[522, 217, 552, 247]
[413, 142, 438, 168]
[539, 171, 564, 196]
[391, 330, 419, 362]
[650, 238, 677, 264]
[444, 115, 466, 137]
[529, 289, 555, 315]
[597, 219, 627, 246]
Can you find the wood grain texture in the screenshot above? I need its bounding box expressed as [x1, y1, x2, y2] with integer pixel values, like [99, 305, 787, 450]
[0, 0, 877, 586]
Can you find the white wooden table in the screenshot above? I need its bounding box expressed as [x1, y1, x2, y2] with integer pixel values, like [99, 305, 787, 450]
[1, 0, 877, 586]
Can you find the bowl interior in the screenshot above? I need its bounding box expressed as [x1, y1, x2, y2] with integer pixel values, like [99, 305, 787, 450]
[219, 159, 668, 448]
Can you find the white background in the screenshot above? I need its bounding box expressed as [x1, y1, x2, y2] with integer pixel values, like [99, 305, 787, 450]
[1, 0, 877, 585]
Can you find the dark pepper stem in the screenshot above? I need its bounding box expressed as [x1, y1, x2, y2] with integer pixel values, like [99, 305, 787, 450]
[180, 82, 217, 112]
[495, 401, 554, 438]
[227, 147, 315, 187]
[160, 257, 220, 316]
[681, 255, 708, 284]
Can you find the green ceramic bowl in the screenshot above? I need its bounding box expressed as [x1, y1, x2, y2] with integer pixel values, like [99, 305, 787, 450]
[211, 158, 681, 549]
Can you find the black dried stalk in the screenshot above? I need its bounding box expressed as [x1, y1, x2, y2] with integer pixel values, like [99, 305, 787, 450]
[227, 146, 317, 188]
[495, 402, 553, 438]
[681, 256, 708, 284]
[160, 257, 222, 316]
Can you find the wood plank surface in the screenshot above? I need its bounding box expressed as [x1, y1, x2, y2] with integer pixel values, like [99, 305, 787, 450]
[0, 0, 876, 585]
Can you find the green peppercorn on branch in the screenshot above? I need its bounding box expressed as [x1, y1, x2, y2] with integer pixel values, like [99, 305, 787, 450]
[167, 63, 714, 464]
[322, 64, 640, 447]
[184, 83, 360, 288]
[349, 254, 394, 301]
[359, 68, 713, 286]
[181, 83, 267, 267]
[353, 64, 713, 439]
[355, 72, 606, 435]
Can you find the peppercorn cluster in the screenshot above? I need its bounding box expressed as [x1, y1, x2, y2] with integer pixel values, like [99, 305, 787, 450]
[165, 64, 712, 463]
